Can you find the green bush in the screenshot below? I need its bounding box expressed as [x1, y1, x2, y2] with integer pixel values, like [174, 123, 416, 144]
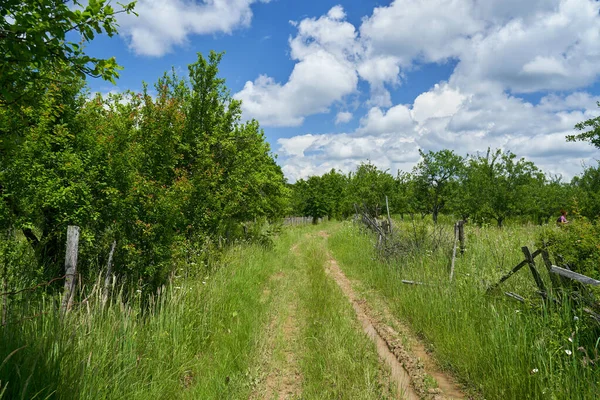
[538, 217, 600, 279]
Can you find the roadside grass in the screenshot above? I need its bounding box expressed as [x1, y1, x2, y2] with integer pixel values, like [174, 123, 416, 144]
[329, 220, 600, 400]
[0, 230, 303, 400]
[296, 233, 395, 399]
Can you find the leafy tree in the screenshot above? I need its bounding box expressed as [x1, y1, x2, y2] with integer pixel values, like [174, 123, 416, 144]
[1, 52, 289, 289]
[348, 162, 395, 218]
[567, 102, 600, 149]
[391, 171, 415, 219]
[527, 174, 574, 225]
[412, 149, 464, 223]
[0, 0, 136, 107]
[571, 163, 600, 219]
[462, 149, 542, 227]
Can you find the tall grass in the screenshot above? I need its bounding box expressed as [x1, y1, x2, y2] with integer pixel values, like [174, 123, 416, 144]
[0, 233, 299, 399]
[297, 236, 390, 399]
[329, 220, 600, 399]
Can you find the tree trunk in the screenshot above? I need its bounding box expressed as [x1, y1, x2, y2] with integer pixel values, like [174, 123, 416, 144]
[432, 209, 439, 224]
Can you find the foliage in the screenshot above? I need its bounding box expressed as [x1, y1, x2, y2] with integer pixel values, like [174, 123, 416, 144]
[348, 162, 395, 218]
[538, 218, 600, 280]
[457, 149, 544, 227]
[412, 149, 463, 223]
[291, 169, 349, 222]
[0, 0, 136, 107]
[571, 163, 600, 219]
[0, 52, 289, 290]
[567, 102, 600, 149]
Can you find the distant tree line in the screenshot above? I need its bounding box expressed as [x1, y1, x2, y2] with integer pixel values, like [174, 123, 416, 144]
[290, 148, 600, 227]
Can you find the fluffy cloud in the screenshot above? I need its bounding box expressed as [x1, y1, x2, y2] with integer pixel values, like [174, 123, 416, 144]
[118, 0, 270, 56]
[335, 111, 353, 125]
[234, 6, 359, 126]
[451, 0, 600, 93]
[236, 0, 600, 128]
[278, 82, 600, 182]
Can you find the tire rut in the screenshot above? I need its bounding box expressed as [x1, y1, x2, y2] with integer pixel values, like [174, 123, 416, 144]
[321, 232, 465, 400]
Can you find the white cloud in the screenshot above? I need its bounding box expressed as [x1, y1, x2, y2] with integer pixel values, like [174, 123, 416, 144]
[278, 82, 600, 182]
[450, 0, 600, 92]
[118, 0, 270, 56]
[335, 111, 353, 125]
[235, 6, 359, 126]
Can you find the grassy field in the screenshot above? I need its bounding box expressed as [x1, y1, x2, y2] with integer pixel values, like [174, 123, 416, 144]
[2, 219, 599, 399]
[329, 219, 600, 399]
[0, 225, 394, 399]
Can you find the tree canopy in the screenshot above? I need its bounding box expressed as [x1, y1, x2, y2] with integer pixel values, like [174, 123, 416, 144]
[0, 0, 136, 107]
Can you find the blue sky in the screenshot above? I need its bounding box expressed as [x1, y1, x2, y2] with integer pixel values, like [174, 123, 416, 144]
[85, 0, 600, 182]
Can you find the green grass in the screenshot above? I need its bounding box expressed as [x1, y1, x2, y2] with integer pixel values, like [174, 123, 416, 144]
[0, 230, 302, 400]
[295, 232, 391, 399]
[328, 220, 600, 400]
[0, 224, 396, 399]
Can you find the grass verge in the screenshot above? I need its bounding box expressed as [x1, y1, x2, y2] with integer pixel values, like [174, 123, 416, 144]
[0, 232, 298, 400]
[328, 220, 600, 400]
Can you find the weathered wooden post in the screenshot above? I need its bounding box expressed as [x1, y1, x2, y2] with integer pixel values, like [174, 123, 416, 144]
[450, 222, 459, 281]
[457, 220, 465, 254]
[102, 240, 117, 306]
[522, 246, 546, 294]
[61, 225, 80, 315]
[385, 195, 393, 235]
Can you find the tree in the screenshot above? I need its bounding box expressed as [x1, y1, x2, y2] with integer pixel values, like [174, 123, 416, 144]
[349, 162, 395, 218]
[0, 52, 289, 289]
[462, 149, 542, 227]
[0, 0, 136, 107]
[567, 102, 600, 149]
[571, 163, 600, 219]
[412, 149, 464, 224]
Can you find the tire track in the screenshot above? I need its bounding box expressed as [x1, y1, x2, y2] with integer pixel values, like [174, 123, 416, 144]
[321, 232, 465, 400]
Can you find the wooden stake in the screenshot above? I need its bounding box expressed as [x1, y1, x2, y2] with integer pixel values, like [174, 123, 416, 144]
[522, 246, 546, 294]
[457, 220, 465, 254]
[102, 240, 117, 306]
[385, 195, 393, 235]
[450, 222, 459, 281]
[61, 226, 80, 315]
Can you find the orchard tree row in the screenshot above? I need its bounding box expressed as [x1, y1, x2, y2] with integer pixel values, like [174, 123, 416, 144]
[290, 148, 600, 227]
[0, 51, 289, 291]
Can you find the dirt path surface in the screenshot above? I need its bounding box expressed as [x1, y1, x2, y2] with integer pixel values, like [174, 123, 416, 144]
[250, 246, 303, 400]
[320, 231, 465, 400]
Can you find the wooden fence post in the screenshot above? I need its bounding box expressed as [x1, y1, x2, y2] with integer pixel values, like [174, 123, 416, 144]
[61, 225, 80, 315]
[458, 220, 465, 254]
[102, 240, 117, 306]
[522, 246, 546, 294]
[385, 195, 393, 235]
[450, 222, 459, 281]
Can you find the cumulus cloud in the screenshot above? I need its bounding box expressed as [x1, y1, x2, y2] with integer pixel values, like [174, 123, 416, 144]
[234, 6, 359, 126]
[118, 0, 270, 56]
[451, 0, 600, 93]
[235, 0, 600, 128]
[335, 111, 353, 125]
[278, 82, 600, 182]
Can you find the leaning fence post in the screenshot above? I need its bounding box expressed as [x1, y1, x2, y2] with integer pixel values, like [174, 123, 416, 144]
[522, 246, 546, 294]
[61, 225, 80, 315]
